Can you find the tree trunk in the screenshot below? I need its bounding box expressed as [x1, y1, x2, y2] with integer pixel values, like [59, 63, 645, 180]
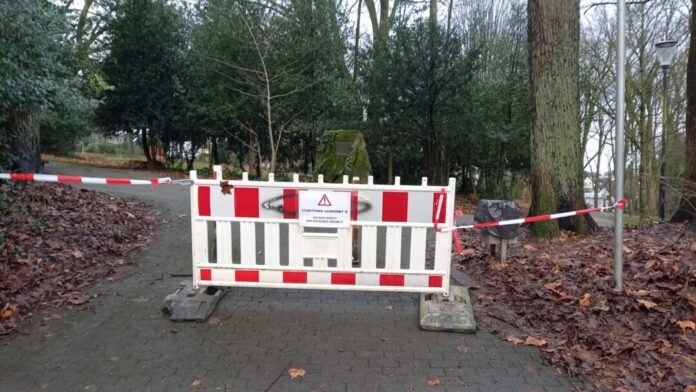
[8, 111, 42, 172]
[528, 0, 597, 238]
[141, 128, 153, 162]
[247, 132, 257, 177]
[671, 1, 696, 229]
[127, 129, 134, 153]
[211, 137, 220, 165]
[353, 0, 362, 82]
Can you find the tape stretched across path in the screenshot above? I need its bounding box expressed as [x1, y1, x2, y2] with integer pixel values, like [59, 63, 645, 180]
[443, 199, 628, 232]
[0, 172, 173, 186]
[1, 171, 628, 233]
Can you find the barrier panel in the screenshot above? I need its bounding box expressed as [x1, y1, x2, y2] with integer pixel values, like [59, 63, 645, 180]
[189, 167, 456, 295]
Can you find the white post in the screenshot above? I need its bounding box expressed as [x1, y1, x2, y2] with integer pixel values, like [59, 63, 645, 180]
[614, 0, 626, 289]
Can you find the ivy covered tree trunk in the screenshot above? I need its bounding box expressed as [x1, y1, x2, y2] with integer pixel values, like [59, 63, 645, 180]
[671, 1, 696, 230]
[527, 0, 597, 238]
[8, 111, 42, 173]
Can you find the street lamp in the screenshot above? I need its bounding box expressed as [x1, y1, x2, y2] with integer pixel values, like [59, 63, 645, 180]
[656, 39, 678, 220]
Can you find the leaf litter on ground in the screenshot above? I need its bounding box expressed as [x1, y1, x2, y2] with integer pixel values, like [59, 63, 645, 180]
[455, 223, 696, 391]
[0, 181, 161, 336]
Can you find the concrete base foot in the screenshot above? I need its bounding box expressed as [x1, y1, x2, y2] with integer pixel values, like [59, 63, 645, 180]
[162, 281, 225, 321]
[419, 285, 476, 333]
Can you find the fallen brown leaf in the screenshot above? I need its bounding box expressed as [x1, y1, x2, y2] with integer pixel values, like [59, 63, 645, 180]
[220, 181, 233, 195]
[524, 336, 546, 347]
[190, 378, 203, 387]
[0, 304, 18, 319]
[637, 299, 658, 310]
[208, 316, 223, 326]
[288, 368, 306, 379]
[676, 320, 695, 331]
[461, 248, 476, 256]
[578, 293, 591, 308]
[523, 244, 537, 251]
[456, 344, 470, 353]
[505, 334, 523, 346]
[683, 385, 696, 392]
[427, 378, 441, 386]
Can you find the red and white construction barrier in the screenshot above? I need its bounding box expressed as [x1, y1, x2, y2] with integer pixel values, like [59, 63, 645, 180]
[0, 173, 172, 186]
[443, 199, 628, 232]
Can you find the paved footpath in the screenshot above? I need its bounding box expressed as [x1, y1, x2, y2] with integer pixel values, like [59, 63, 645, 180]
[0, 162, 571, 392]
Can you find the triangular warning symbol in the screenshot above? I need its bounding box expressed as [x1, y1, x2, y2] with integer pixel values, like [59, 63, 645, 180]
[318, 194, 332, 206]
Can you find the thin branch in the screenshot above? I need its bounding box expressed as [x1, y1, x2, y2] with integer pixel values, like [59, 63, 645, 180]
[583, 0, 651, 15]
[203, 55, 264, 76]
[270, 79, 321, 100]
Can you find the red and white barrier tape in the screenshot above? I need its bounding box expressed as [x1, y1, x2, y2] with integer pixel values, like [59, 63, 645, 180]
[0, 173, 172, 186]
[442, 199, 628, 232]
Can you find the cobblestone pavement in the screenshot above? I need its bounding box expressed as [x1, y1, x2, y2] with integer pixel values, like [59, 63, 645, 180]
[0, 163, 572, 392]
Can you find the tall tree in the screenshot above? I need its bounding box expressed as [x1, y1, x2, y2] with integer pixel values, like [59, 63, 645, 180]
[671, 0, 696, 230]
[0, 0, 88, 171]
[528, 0, 597, 238]
[99, 0, 186, 165]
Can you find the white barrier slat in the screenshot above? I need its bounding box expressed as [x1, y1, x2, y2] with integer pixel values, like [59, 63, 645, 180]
[264, 222, 280, 267]
[191, 181, 208, 288]
[433, 231, 450, 272]
[384, 227, 402, 270]
[288, 224, 303, 267]
[433, 178, 456, 290]
[239, 222, 256, 265]
[216, 222, 232, 265]
[409, 227, 427, 271]
[360, 226, 377, 270]
[337, 228, 352, 269]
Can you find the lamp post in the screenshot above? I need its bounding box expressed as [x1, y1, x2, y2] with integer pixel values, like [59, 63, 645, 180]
[614, 0, 626, 289]
[656, 39, 678, 220]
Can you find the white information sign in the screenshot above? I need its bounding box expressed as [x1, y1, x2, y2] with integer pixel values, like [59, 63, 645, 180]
[298, 191, 351, 228]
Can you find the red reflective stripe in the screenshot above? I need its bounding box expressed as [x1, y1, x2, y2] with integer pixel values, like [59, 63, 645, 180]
[283, 189, 298, 219]
[575, 208, 600, 215]
[235, 270, 259, 282]
[452, 225, 463, 255]
[331, 273, 356, 285]
[382, 192, 408, 222]
[432, 191, 447, 223]
[379, 274, 405, 286]
[10, 173, 34, 181]
[106, 178, 131, 185]
[150, 178, 158, 185]
[473, 221, 500, 228]
[200, 269, 212, 281]
[198, 186, 211, 216]
[428, 276, 443, 288]
[234, 187, 259, 218]
[57, 175, 82, 183]
[283, 271, 307, 284]
[524, 215, 551, 223]
[351, 191, 358, 221]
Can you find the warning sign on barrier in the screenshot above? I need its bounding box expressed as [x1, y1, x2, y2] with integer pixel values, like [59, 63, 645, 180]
[299, 191, 350, 228]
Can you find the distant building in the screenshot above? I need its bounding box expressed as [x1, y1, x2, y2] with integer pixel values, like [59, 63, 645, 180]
[584, 188, 612, 208]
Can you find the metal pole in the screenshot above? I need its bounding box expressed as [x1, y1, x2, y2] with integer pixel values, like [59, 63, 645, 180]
[659, 66, 669, 220]
[614, 0, 626, 290]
